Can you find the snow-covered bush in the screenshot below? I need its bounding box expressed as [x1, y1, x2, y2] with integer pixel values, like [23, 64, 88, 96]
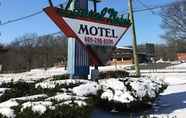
[16, 104, 92, 118]
[98, 77, 168, 111]
[0, 75, 168, 117]
[0, 81, 43, 103]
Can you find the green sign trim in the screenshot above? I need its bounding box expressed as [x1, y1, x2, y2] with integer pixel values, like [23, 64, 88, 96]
[58, 7, 131, 26]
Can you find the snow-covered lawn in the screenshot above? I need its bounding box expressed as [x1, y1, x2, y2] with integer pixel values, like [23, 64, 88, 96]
[0, 77, 165, 118]
[0, 67, 67, 84]
[0, 62, 186, 117]
[141, 63, 186, 118]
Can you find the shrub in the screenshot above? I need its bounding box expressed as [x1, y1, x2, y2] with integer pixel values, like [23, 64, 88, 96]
[14, 104, 92, 118]
[98, 70, 129, 79]
[52, 74, 69, 81]
[0, 114, 8, 118]
[0, 82, 43, 102]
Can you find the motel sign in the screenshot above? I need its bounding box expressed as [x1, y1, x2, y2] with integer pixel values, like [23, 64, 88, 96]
[44, 0, 130, 77]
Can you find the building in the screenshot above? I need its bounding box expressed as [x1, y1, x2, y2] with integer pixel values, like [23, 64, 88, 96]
[111, 47, 133, 65]
[110, 47, 149, 65]
[176, 52, 186, 62]
[0, 46, 8, 72]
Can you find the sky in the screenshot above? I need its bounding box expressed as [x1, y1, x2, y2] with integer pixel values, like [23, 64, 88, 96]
[0, 0, 175, 47]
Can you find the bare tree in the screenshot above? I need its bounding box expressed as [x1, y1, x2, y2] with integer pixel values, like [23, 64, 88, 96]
[160, 0, 186, 60]
[1, 33, 67, 73]
[161, 0, 186, 41]
[14, 33, 38, 70]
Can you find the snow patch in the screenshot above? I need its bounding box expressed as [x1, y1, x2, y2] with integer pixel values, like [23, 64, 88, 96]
[21, 101, 53, 114]
[35, 79, 89, 89]
[99, 77, 167, 104]
[0, 108, 15, 118]
[99, 78, 126, 91]
[0, 100, 19, 108]
[99, 79, 134, 103]
[0, 88, 10, 96]
[12, 94, 48, 101]
[0, 67, 67, 84]
[32, 105, 46, 114]
[0, 100, 18, 118]
[166, 62, 186, 69]
[59, 100, 87, 107]
[101, 89, 113, 101]
[47, 93, 87, 102]
[72, 82, 100, 96]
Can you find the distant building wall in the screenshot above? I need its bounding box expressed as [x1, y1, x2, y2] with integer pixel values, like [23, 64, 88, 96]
[0, 65, 2, 72]
[176, 53, 186, 62]
[111, 58, 133, 65]
[110, 47, 150, 65]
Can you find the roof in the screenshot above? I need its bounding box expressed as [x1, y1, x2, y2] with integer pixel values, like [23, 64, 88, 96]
[116, 46, 133, 50]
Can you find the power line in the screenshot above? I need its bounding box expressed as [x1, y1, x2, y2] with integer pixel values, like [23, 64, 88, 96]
[120, 2, 173, 15]
[42, 31, 63, 36]
[135, 0, 159, 14]
[0, 0, 69, 26]
[0, 10, 43, 26]
[134, 0, 175, 28]
[0, 1, 174, 26]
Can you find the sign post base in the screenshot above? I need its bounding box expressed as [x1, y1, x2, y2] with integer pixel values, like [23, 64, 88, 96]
[91, 68, 99, 82]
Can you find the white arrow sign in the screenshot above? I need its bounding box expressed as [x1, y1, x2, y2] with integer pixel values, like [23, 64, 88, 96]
[63, 17, 128, 46]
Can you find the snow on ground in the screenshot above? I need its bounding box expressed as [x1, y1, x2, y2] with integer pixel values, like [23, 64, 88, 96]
[0, 100, 19, 108]
[72, 81, 100, 96]
[0, 62, 186, 117]
[21, 101, 53, 114]
[0, 100, 18, 118]
[97, 64, 133, 72]
[141, 63, 186, 117]
[12, 94, 48, 101]
[46, 93, 87, 102]
[166, 62, 186, 69]
[0, 67, 67, 84]
[35, 79, 89, 89]
[0, 94, 48, 117]
[95, 62, 186, 117]
[0, 108, 15, 118]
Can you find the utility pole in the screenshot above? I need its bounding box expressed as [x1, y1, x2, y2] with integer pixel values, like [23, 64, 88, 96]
[128, 0, 141, 77]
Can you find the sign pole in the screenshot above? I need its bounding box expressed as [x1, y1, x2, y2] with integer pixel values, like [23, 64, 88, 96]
[48, 0, 53, 7]
[67, 0, 90, 79]
[93, 0, 98, 70]
[67, 0, 75, 79]
[128, 0, 141, 77]
[93, 0, 97, 12]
